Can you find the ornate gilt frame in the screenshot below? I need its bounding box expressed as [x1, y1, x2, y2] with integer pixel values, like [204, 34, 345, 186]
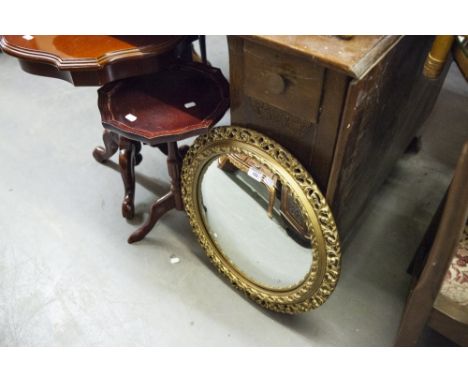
[181, 126, 341, 314]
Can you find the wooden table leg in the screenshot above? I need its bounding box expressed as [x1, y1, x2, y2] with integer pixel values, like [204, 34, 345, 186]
[119, 137, 141, 219]
[93, 129, 119, 163]
[127, 141, 184, 243]
[127, 191, 176, 243]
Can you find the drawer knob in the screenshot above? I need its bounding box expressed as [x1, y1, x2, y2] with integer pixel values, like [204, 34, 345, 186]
[265, 72, 286, 95]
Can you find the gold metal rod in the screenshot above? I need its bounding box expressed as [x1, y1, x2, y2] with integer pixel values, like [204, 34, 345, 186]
[423, 36, 455, 79]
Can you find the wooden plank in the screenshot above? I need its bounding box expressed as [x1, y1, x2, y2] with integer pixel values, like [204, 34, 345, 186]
[395, 141, 468, 346]
[310, 69, 349, 191]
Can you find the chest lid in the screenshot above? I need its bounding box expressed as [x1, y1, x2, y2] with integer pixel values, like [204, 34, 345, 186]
[244, 35, 402, 79]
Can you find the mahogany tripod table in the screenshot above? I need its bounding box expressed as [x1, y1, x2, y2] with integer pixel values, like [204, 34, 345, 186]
[96, 62, 229, 242]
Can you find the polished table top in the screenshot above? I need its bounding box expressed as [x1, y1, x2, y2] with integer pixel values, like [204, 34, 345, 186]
[98, 63, 230, 144]
[0, 35, 186, 85]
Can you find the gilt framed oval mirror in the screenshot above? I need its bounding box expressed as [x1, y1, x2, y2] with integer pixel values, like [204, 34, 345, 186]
[181, 126, 341, 314]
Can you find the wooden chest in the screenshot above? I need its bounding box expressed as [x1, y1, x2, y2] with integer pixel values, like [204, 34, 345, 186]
[228, 35, 449, 242]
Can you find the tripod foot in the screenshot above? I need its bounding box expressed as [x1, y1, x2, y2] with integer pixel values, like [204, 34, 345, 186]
[127, 192, 176, 243]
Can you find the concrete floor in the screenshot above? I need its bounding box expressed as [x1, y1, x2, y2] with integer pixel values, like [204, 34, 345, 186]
[0, 36, 467, 346]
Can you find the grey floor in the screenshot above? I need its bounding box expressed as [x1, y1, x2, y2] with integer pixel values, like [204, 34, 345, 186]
[0, 36, 467, 346]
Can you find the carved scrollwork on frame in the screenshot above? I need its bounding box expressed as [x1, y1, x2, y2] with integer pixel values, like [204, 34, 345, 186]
[181, 126, 341, 314]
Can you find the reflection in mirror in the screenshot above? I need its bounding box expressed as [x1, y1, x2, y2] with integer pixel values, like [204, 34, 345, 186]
[199, 154, 314, 289]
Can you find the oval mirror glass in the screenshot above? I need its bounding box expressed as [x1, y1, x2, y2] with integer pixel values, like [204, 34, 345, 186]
[199, 153, 312, 289]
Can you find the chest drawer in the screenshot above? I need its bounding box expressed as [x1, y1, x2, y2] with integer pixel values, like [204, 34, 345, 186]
[243, 40, 325, 123]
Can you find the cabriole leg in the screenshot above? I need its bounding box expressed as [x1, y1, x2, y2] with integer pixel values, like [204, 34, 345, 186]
[93, 129, 119, 163]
